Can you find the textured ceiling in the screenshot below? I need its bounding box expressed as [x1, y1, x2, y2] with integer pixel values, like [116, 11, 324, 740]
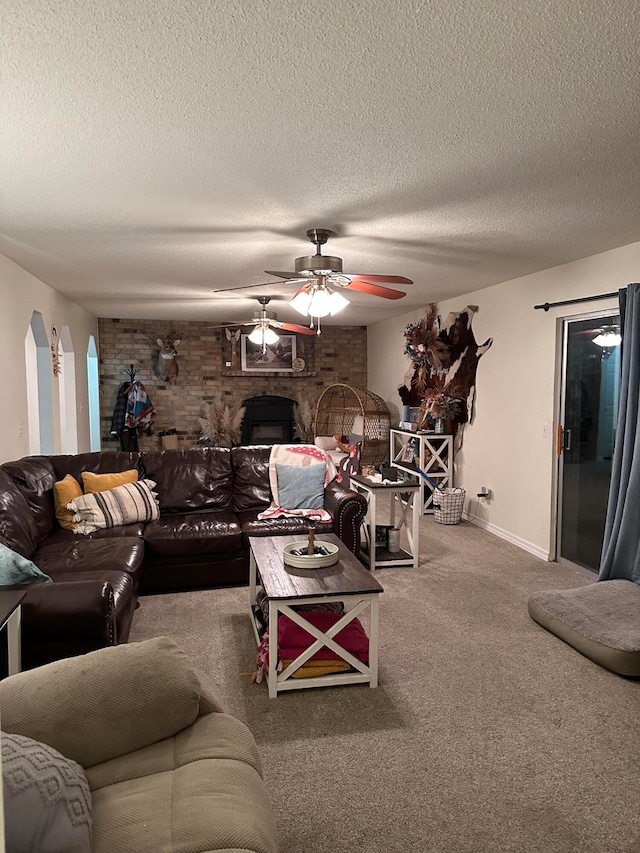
[2, 0, 639, 327]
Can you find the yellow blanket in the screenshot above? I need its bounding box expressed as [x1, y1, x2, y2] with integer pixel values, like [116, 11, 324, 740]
[280, 659, 351, 678]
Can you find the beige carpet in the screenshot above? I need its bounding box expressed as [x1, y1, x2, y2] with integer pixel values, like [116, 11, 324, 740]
[130, 519, 640, 853]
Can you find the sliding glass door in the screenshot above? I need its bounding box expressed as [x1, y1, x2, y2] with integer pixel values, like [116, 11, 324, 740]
[557, 313, 620, 572]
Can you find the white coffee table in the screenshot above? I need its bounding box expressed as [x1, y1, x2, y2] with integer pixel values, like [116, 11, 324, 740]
[249, 533, 383, 698]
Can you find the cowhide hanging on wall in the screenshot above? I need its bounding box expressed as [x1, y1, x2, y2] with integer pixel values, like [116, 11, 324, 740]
[399, 304, 493, 434]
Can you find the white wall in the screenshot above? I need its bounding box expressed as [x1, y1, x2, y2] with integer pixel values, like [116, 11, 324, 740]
[0, 254, 98, 464]
[368, 241, 640, 559]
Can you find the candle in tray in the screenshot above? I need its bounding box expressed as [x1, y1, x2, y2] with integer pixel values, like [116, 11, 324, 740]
[289, 531, 333, 558]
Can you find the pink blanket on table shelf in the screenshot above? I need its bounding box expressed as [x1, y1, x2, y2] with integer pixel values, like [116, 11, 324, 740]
[252, 610, 369, 683]
[257, 444, 336, 523]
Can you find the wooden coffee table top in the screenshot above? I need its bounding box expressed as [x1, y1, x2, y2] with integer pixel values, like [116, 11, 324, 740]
[249, 533, 384, 600]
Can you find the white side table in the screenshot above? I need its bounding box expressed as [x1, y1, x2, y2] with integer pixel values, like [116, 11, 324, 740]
[0, 590, 25, 676]
[350, 474, 421, 571]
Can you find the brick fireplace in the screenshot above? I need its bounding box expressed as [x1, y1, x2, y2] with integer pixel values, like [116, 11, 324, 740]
[97, 319, 368, 449]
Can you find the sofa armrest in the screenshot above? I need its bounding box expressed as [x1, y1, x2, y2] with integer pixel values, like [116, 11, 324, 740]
[0, 636, 211, 769]
[324, 480, 367, 553]
[20, 578, 116, 644]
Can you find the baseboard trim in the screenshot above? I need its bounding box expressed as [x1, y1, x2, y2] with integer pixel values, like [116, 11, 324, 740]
[462, 513, 550, 561]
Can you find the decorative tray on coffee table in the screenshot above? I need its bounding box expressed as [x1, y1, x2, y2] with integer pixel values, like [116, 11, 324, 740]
[283, 541, 339, 569]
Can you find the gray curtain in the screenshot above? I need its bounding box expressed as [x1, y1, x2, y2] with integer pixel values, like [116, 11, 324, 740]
[599, 282, 640, 583]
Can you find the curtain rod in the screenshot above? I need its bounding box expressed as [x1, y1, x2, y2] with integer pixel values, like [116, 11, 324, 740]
[534, 292, 618, 312]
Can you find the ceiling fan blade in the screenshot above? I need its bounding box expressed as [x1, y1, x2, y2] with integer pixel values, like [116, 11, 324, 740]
[344, 279, 406, 299]
[212, 281, 287, 293]
[265, 270, 308, 280]
[348, 274, 414, 285]
[271, 320, 316, 336]
[204, 321, 253, 328]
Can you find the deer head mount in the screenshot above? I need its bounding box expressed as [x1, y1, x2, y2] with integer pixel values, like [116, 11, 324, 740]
[155, 338, 180, 382]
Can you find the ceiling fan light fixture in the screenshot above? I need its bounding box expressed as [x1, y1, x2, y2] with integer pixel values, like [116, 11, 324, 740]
[328, 290, 349, 315]
[307, 287, 332, 318]
[248, 324, 279, 346]
[289, 283, 348, 319]
[592, 331, 621, 348]
[289, 289, 312, 316]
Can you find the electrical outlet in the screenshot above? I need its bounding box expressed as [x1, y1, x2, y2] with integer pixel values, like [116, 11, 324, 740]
[542, 423, 550, 439]
[18, 421, 23, 438]
[477, 486, 490, 498]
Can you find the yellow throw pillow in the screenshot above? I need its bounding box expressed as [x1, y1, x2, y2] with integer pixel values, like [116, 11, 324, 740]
[81, 469, 139, 494]
[53, 475, 83, 531]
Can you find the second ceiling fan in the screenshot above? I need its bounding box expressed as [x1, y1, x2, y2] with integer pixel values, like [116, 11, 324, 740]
[209, 296, 315, 352]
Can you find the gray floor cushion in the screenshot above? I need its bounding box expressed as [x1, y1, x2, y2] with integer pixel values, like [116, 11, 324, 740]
[528, 579, 640, 677]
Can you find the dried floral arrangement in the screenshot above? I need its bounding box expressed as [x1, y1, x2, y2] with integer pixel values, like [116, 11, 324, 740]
[199, 393, 246, 447]
[293, 391, 319, 443]
[419, 390, 464, 421]
[403, 303, 450, 380]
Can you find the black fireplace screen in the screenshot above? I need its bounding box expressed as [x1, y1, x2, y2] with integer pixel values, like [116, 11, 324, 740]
[241, 395, 296, 445]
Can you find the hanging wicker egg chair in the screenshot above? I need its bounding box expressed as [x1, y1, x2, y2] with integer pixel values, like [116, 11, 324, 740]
[314, 384, 391, 467]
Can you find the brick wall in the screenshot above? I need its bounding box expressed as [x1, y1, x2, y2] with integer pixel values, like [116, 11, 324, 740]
[98, 319, 367, 450]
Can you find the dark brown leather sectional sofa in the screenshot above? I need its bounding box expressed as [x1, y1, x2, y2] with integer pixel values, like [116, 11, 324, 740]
[0, 446, 367, 670]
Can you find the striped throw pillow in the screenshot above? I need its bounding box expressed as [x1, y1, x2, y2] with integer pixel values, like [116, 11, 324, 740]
[67, 479, 160, 535]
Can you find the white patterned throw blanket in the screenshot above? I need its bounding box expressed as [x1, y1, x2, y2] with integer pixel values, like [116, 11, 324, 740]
[257, 444, 336, 522]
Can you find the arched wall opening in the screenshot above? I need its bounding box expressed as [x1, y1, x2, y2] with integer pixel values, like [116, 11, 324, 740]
[87, 335, 101, 452]
[59, 326, 78, 454]
[24, 310, 54, 454]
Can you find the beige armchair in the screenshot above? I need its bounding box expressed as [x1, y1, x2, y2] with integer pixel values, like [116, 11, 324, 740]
[0, 637, 278, 853]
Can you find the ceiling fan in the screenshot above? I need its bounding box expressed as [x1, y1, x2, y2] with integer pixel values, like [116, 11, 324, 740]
[208, 296, 315, 352]
[574, 324, 621, 348]
[213, 228, 413, 329]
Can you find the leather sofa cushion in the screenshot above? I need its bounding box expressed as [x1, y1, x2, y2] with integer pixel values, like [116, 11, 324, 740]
[143, 511, 242, 557]
[141, 449, 233, 512]
[231, 446, 272, 510]
[236, 508, 333, 544]
[33, 539, 145, 585]
[45, 523, 145, 547]
[1, 457, 57, 542]
[49, 452, 142, 484]
[0, 469, 39, 558]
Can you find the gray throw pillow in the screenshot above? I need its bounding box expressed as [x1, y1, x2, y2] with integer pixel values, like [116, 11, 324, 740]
[0, 543, 52, 585]
[2, 732, 92, 853]
[276, 463, 326, 509]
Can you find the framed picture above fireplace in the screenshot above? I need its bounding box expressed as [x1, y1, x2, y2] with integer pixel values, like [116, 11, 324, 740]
[240, 334, 297, 373]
